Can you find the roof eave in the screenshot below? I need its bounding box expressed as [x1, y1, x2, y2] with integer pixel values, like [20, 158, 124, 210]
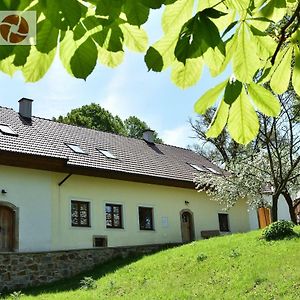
[0, 150, 196, 190]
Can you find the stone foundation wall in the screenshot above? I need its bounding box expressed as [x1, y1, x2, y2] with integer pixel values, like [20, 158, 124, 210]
[0, 243, 178, 292]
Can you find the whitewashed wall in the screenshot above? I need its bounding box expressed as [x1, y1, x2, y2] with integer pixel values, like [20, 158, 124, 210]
[0, 165, 251, 252]
[0, 165, 52, 251]
[51, 174, 250, 250]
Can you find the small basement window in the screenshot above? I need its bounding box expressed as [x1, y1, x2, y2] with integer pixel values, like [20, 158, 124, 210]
[0, 124, 18, 136]
[66, 143, 86, 154]
[93, 236, 107, 247]
[218, 213, 230, 232]
[189, 163, 206, 172]
[98, 149, 117, 159]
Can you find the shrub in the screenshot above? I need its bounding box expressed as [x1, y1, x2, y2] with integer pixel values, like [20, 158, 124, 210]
[262, 220, 296, 241]
[197, 253, 208, 262]
[80, 277, 97, 290]
[229, 249, 240, 258]
[9, 291, 24, 299]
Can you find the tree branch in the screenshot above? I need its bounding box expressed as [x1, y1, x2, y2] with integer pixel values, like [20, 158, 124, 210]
[271, 2, 300, 65]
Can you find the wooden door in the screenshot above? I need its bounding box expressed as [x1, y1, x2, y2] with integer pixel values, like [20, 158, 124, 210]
[0, 205, 14, 251]
[257, 207, 271, 229]
[181, 211, 193, 243]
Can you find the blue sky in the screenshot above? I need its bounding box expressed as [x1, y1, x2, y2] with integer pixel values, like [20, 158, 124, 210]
[0, 10, 223, 148]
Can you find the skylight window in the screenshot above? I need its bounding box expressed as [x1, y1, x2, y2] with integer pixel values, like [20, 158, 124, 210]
[189, 163, 206, 172]
[206, 167, 220, 174]
[66, 143, 86, 154]
[0, 124, 17, 136]
[98, 149, 117, 159]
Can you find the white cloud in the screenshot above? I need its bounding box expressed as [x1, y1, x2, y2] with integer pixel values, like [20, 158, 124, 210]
[100, 70, 133, 119]
[161, 124, 193, 148]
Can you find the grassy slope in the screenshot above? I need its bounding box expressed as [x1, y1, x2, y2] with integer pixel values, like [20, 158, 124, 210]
[7, 228, 300, 300]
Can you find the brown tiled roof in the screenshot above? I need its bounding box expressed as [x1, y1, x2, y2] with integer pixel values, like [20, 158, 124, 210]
[0, 106, 223, 186]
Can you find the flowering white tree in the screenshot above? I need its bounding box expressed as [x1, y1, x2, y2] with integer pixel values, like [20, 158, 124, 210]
[194, 154, 269, 210]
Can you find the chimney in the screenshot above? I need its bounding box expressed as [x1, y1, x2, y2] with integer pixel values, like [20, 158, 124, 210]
[143, 129, 155, 144]
[19, 98, 33, 119]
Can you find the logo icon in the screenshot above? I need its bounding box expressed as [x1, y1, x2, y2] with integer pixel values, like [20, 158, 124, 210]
[0, 15, 29, 43]
[0, 11, 36, 45]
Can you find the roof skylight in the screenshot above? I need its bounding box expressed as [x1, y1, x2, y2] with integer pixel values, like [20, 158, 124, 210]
[206, 167, 220, 174]
[0, 124, 18, 136]
[98, 149, 117, 159]
[66, 143, 86, 154]
[189, 163, 206, 172]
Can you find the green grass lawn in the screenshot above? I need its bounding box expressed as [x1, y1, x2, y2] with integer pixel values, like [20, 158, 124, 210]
[4, 228, 300, 300]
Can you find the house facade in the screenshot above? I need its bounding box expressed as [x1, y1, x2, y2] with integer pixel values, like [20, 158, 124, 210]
[0, 99, 250, 252]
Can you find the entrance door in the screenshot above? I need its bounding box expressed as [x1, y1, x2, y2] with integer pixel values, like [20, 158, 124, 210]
[0, 205, 14, 251]
[181, 211, 194, 243]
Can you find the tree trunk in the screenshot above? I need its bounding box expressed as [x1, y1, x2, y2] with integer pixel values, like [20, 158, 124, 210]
[282, 191, 297, 224]
[271, 194, 279, 222]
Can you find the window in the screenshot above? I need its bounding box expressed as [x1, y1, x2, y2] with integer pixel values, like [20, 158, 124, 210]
[71, 201, 90, 227]
[207, 167, 220, 174]
[93, 235, 107, 247]
[218, 213, 230, 232]
[98, 149, 117, 159]
[139, 207, 154, 230]
[189, 163, 206, 172]
[66, 143, 86, 154]
[106, 203, 123, 228]
[0, 124, 17, 136]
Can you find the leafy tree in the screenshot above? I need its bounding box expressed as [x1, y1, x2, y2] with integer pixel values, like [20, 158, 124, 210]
[124, 116, 162, 143]
[54, 103, 127, 135]
[54, 103, 162, 142]
[194, 91, 300, 223]
[1, 1, 300, 144]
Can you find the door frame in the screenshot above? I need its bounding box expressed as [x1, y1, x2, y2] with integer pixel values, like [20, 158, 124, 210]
[179, 209, 195, 242]
[0, 201, 19, 252]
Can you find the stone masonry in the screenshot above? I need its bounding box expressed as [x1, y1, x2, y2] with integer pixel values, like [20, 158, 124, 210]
[0, 244, 178, 293]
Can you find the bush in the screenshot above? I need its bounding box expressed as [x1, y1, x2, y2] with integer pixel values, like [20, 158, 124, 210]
[196, 253, 208, 262]
[229, 249, 240, 258]
[80, 277, 97, 290]
[262, 220, 296, 241]
[9, 291, 24, 299]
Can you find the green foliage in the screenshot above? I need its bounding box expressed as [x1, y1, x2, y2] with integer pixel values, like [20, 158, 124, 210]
[124, 116, 162, 143]
[229, 249, 240, 258]
[79, 277, 96, 290]
[194, 78, 280, 144]
[196, 253, 208, 262]
[262, 220, 297, 241]
[54, 103, 127, 135]
[9, 291, 24, 299]
[1, 0, 300, 144]
[54, 103, 163, 142]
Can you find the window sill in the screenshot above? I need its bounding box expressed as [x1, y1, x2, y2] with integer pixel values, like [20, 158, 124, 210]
[71, 225, 91, 228]
[106, 227, 124, 230]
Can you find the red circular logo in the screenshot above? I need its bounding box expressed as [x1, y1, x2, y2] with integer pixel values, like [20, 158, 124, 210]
[0, 14, 29, 44]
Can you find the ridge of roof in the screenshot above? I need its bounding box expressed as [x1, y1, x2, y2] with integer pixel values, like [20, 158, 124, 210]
[0, 105, 15, 111]
[0, 105, 203, 154]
